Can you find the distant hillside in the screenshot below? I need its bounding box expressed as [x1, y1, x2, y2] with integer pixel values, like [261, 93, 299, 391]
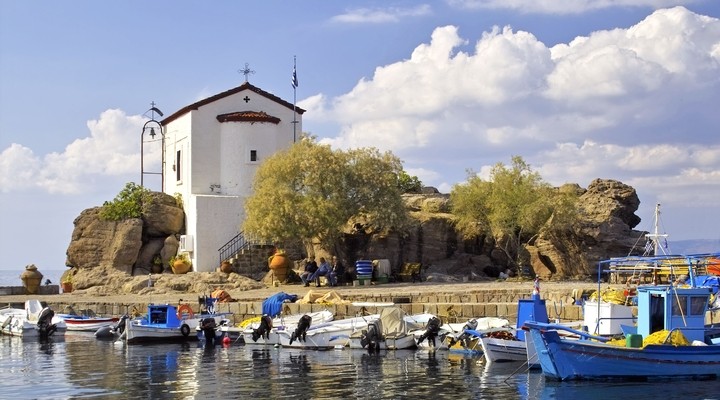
[669, 239, 719, 254]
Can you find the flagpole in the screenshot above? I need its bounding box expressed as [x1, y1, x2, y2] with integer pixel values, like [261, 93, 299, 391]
[292, 55, 297, 142]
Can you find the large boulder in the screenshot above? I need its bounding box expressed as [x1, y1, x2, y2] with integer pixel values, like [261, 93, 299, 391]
[65, 208, 143, 274]
[528, 179, 645, 278]
[142, 192, 185, 236]
[65, 191, 186, 277]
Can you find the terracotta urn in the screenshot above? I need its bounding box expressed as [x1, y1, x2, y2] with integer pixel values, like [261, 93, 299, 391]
[61, 281, 73, 293]
[268, 252, 290, 282]
[172, 260, 191, 274]
[20, 264, 43, 295]
[220, 260, 233, 274]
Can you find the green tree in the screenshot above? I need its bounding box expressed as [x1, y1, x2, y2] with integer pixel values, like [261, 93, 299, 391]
[397, 170, 423, 193]
[243, 137, 410, 250]
[450, 156, 577, 267]
[100, 182, 152, 221]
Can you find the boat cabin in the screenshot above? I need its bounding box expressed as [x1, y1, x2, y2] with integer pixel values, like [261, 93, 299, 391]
[636, 285, 712, 343]
[146, 304, 183, 328]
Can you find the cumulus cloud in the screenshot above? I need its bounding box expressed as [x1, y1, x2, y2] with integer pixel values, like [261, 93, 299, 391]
[0, 109, 157, 194]
[330, 4, 432, 24]
[310, 6, 720, 212]
[446, 0, 700, 15]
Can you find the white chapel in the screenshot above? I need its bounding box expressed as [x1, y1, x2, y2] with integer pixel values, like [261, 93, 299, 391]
[160, 82, 304, 272]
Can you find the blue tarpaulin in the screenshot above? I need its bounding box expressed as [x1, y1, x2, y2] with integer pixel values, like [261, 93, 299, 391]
[262, 292, 298, 317]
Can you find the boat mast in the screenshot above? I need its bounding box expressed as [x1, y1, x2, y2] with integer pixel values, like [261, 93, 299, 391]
[645, 203, 668, 256]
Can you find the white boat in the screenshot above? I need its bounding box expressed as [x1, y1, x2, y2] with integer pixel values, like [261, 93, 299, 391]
[57, 313, 119, 332]
[348, 307, 424, 350]
[276, 314, 380, 349]
[479, 279, 582, 366]
[228, 310, 335, 345]
[412, 316, 511, 351]
[0, 300, 66, 338]
[122, 303, 230, 344]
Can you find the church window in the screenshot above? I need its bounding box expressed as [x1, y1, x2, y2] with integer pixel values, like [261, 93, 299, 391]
[176, 150, 182, 181]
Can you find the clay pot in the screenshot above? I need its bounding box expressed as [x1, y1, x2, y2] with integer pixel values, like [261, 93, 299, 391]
[220, 261, 233, 274]
[20, 264, 43, 295]
[62, 281, 73, 293]
[172, 260, 191, 274]
[269, 253, 290, 282]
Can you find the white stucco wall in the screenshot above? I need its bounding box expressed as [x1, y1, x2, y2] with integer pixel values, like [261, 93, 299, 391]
[192, 195, 246, 272]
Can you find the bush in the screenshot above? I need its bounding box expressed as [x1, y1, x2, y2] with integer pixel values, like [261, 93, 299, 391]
[100, 182, 153, 221]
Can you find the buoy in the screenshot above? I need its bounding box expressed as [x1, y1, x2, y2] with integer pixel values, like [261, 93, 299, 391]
[222, 336, 231, 345]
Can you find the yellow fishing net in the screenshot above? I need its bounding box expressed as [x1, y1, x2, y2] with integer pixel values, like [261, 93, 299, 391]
[237, 316, 261, 328]
[588, 288, 629, 305]
[607, 330, 690, 348]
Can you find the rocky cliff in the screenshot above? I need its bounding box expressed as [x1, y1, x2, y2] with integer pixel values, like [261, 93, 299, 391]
[64, 178, 648, 291]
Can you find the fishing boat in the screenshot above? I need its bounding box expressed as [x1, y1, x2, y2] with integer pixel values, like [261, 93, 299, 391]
[526, 252, 720, 381]
[0, 300, 66, 338]
[276, 313, 380, 349]
[121, 302, 230, 344]
[479, 279, 549, 365]
[412, 316, 511, 351]
[227, 310, 335, 345]
[347, 307, 422, 350]
[57, 313, 119, 332]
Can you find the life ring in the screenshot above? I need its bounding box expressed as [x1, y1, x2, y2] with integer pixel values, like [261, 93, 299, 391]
[180, 324, 190, 337]
[177, 304, 194, 320]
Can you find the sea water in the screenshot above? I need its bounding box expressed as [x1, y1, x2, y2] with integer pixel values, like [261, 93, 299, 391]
[1, 334, 718, 400]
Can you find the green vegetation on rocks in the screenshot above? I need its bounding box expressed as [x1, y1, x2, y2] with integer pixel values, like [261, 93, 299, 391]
[100, 182, 153, 221]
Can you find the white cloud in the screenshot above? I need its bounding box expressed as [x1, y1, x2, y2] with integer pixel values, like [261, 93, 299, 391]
[330, 5, 432, 24]
[0, 109, 155, 194]
[446, 0, 701, 15]
[306, 6, 720, 216]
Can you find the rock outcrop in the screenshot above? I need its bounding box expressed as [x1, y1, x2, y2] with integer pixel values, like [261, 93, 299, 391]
[527, 179, 644, 278]
[65, 192, 185, 281]
[64, 178, 649, 293]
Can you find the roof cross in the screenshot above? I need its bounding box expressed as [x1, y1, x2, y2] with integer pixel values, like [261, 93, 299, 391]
[238, 63, 255, 82]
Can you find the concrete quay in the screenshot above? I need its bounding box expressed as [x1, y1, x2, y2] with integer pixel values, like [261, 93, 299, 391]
[1, 280, 611, 325]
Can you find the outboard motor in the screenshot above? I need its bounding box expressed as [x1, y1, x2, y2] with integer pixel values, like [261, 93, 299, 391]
[417, 316, 441, 347]
[290, 314, 312, 345]
[360, 320, 382, 353]
[37, 307, 57, 338]
[201, 318, 218, 346]
[95, 314, 128, 339]
[457, 318, 478, 348]
[252, 315, 273, 342]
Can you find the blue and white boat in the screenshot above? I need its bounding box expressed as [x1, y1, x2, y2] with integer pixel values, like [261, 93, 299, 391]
[122, 302, 230, 344]
[526, 253, 720, 381]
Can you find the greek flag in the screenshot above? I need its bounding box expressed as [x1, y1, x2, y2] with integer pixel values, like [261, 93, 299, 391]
[292, 65, 299, 88]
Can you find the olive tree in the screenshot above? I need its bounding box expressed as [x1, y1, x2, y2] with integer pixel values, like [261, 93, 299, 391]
[451, 156, 577, 267]
[243, 137, 410, 250]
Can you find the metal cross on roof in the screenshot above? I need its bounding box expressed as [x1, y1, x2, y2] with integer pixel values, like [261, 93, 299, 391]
[239, 63, 255, 82]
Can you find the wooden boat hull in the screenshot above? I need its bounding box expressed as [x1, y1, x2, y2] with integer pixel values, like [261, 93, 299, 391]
[527, 323, 720, 381]
[479, 336, 527, 363]
[124, 313, 228, 344]
[58, 314, 119, 331]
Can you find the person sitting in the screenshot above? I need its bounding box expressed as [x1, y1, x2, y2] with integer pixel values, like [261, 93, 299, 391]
[328, 256, 344, 286]
[300, 258, 318, 287]
[308, 257, 331, 287]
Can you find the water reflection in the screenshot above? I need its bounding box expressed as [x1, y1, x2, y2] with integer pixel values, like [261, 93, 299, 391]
[2, 335, 719, 399]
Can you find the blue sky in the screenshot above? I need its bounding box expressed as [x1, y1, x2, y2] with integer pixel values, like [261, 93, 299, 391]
[1, 1, 719, 271]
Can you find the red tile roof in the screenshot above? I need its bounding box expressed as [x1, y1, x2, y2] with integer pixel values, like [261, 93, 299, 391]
[216, 111, 281, 124]
[161, 82, 305, 126]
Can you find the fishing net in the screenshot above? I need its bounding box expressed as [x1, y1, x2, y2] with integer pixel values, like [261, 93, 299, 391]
[588, 288, 628, 305]
[643, 329, 690, 346]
